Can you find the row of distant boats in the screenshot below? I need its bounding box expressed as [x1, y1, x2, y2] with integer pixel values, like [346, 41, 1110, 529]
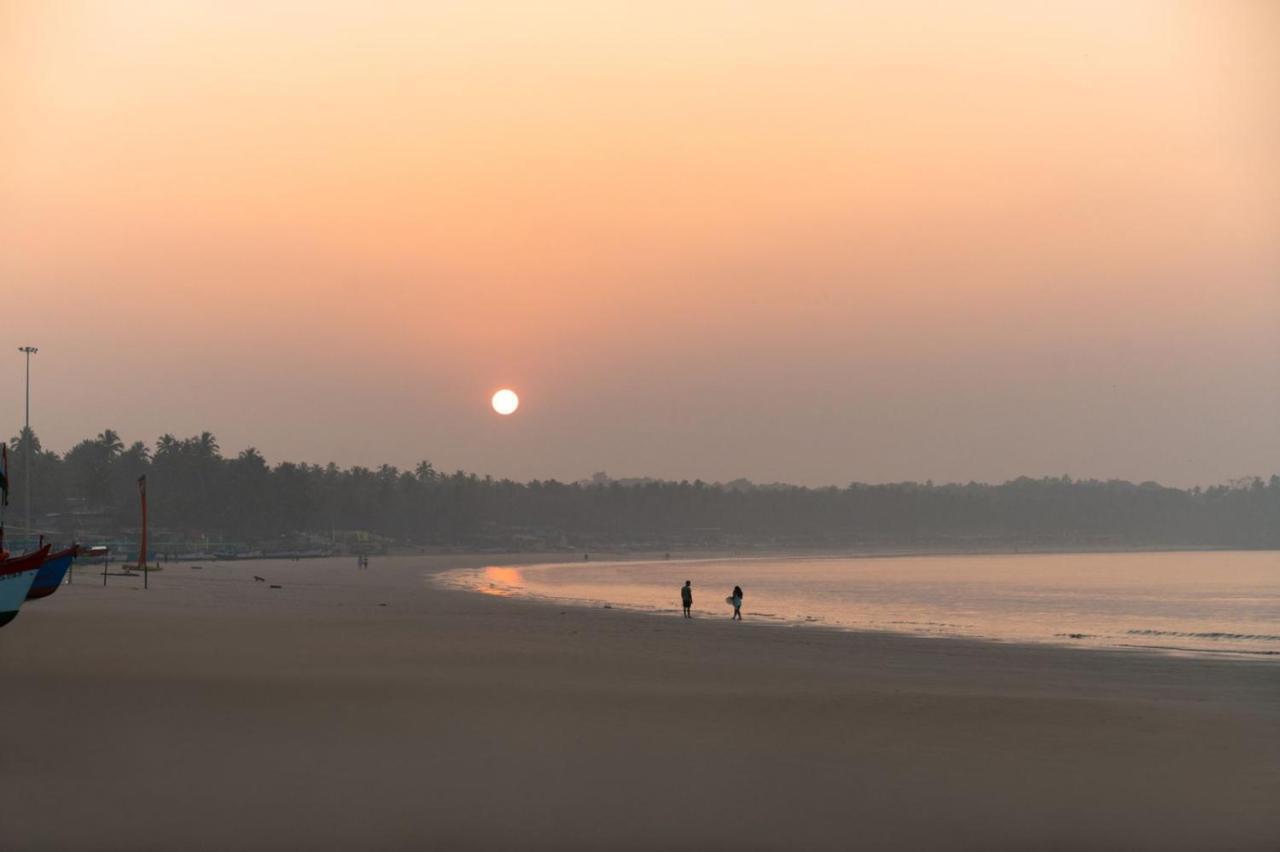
[0, 543, 79, 628]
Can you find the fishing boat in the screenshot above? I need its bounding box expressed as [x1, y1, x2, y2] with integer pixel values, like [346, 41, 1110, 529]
[0, 544, 51, 628]
[25, 544, 79, 601]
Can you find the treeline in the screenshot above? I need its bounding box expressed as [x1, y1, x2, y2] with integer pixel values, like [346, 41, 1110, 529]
[6, 427, 1280, 550]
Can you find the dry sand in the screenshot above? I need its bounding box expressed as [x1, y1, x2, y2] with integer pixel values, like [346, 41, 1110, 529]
[2, 554, 1277, 851]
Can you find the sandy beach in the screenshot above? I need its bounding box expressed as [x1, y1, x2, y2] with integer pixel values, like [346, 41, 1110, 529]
[2, 555, 1277, 851]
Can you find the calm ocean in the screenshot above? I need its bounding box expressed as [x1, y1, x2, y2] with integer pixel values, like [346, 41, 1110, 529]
[442, 550, 1280, 658]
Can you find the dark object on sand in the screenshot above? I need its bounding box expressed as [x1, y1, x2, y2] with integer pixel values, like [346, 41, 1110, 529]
[253, 576, 266, 583]
[190, 565, 203, 570]
[269, 584, 282, 589]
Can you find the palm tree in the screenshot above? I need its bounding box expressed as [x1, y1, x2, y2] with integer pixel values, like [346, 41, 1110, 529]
[95, 430, 124, 457]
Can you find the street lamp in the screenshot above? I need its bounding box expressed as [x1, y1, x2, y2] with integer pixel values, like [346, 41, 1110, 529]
[18, 346, 37, 544]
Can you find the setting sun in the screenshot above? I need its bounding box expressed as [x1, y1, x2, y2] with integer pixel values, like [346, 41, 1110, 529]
[491, 389, 519, 416]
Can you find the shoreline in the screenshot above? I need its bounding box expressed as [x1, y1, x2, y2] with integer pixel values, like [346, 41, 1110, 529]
[434, 550, 1280, 663]
[399, 541, 1277, 561]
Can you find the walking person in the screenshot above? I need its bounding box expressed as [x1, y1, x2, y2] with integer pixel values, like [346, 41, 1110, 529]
[681, 580, 693, 618]
[730, 585, 743, 620]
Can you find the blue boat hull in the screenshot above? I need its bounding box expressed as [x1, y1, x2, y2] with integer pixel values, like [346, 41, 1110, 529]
[0, 545, 51, 627]
[26, 548, 76, 600]
[0, 568, 41, 625]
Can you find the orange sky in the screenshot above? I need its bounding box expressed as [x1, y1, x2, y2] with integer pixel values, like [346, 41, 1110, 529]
[2, 1, 1277, 485]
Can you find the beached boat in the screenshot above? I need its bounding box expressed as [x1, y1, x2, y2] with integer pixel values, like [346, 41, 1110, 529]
[25, 544, 79, 601]
[0, 545, 51, 628]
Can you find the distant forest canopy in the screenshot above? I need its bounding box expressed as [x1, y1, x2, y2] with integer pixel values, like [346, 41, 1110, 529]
[5, 428, 1279, 552]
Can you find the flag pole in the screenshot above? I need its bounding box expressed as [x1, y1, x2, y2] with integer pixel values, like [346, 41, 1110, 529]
[137, 475, 148, 589]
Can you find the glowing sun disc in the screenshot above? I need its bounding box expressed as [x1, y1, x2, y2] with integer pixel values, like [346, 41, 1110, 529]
[491, 389, 519, 415]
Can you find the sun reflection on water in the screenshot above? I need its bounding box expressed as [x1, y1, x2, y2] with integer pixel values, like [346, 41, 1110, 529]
[479, 566, 524, 596]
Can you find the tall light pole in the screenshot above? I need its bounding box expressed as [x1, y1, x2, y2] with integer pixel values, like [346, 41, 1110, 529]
[18, 346, 37, 543]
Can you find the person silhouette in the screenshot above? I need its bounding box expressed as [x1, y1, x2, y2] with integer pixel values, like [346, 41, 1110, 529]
[730, 585, 743, 620]
[681, 580, 693, 618]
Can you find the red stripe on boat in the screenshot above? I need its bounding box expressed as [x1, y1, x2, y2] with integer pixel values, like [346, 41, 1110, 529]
[0, 545, 51, 577]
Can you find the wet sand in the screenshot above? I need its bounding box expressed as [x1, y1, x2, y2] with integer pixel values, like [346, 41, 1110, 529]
[2, 555, 1277, 850]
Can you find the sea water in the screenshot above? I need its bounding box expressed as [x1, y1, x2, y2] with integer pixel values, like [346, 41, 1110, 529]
[441, 550, 1280, 658]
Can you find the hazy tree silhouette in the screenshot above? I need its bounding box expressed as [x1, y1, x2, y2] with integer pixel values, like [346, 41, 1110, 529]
[3, 428, 1278, 551]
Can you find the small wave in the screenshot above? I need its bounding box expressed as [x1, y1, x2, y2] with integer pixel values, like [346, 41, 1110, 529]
[1125, 629, 1280, 642]
[1117, 643, 1280, 657]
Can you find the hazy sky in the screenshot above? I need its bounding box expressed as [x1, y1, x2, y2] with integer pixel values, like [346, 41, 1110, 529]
[3, 1, 1277, 486]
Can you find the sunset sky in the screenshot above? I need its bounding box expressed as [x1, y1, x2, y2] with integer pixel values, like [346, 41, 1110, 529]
[3, 1, 1277, 486]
